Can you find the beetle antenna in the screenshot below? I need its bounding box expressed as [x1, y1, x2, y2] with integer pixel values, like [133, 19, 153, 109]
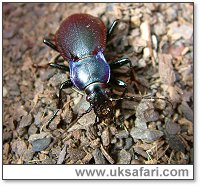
[110, 95, 173, 109]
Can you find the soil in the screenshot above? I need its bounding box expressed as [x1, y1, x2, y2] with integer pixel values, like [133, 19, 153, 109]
[3, 3, 193, 164]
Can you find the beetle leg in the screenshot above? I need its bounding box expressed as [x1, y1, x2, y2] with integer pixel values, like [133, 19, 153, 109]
[43, 38, 59, 52]
[50, 63, 69, 71]
[47, 109, 60, 126]
[109, 77, 128, 97]
[49, 54, 69, 71]
[109, 77, 127, 89]
[109, 58, 132, 69]
[107, 20, 119, 41]
[58, 80, 73, 108]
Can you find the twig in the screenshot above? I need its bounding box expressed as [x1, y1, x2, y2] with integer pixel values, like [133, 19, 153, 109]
[100, 144, 115, 164]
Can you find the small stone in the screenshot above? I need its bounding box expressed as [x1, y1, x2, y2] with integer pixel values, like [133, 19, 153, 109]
[124, 137, 133, 150]
[131, 159, 143, 164]
[90, 138, 101, 149]
[3, 131, 12, 142]
[135, 118, 147, 129]
[28, 124, 38, 135]
[178, 118, 193, 135]
[109, 126, 117, 135]
[133, 146, 148, 158]
[101, 127, 110, 146]
[168, 22, 193, 41]
[34, 112, 43, 126]
[4, 21, 19, 39]
[77, 110, 96, 127]
[40, 69, 56, 81]
[143, 47, 150, 59]
[132, 37, 147, 48]
[165, 7, 178, 22]
[111, 137, 117, 144]
[19, 114, 33, 128]
[136, 101, 159, 122]
[82, 153, 93, 164]
[138, 58, 147, 68]
[57, 145, 67, 164]
[165, 120, 181, 135]
[92, 148, 107, 164]
[154, 22, 166, 36]
[131, 15, 141, 27]
[8, 80, 20, 96]
[117, 149, 131, 164]
[158, 53, 176, 85]
[49, 115, 61, 130]
[3, 143, 10, 159]
[34, 80, 44, 93]
[130, 127, 163, 142]
[61, 105, 73, 124]
[51, 146, 62, 157]
[115, 130, 129, 138]
[28, 132, 51, 142]
[29, 132, 52, 152]
[3, 86, 8, 97]
[72, 94, 90, 115]
[22, 149, 34, 162]
[115, 138, 124, 149]
[48, 73, 68, 87]
[140, 21, 150, 41]
[130, 28, 140, 38]
[31, 137, 51, 152]
[155, 99, 167, 110]
[67, 147, 87, 162]
[179, 101, 193, 122]
[11, 140, 27, 157]
[42, 157, 56, 164]
[166, 134, 185, 153]
[122, 100, 137, 110]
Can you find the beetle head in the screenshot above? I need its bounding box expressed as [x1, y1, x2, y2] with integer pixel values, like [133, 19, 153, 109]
[85, 83, 114, 119]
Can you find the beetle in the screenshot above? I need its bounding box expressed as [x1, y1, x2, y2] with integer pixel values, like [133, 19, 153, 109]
[43, 13, 171, 122]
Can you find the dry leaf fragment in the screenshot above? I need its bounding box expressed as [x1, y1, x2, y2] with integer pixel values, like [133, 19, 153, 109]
[158, 53, 176, 85]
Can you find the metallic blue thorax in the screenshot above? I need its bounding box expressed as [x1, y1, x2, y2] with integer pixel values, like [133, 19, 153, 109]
[69, 52, 110, 90]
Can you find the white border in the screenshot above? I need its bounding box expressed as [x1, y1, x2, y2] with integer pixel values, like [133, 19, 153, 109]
[1, 0, 197, 185]
[3, 164, 194, 180]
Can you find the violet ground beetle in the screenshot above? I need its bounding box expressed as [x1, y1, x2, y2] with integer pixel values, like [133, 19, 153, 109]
[43, 13, 172, 124]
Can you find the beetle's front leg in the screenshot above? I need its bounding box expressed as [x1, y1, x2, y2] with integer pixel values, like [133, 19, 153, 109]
[49, 54, 69, 71]
[47, 79, 73, 126]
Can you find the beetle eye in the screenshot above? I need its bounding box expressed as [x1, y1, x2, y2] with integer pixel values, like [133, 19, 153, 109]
[86, 95, 92, 102]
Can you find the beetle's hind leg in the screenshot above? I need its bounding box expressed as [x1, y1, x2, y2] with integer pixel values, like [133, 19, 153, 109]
[109, 58, 133, 86]
[107, 19, 119, 41]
